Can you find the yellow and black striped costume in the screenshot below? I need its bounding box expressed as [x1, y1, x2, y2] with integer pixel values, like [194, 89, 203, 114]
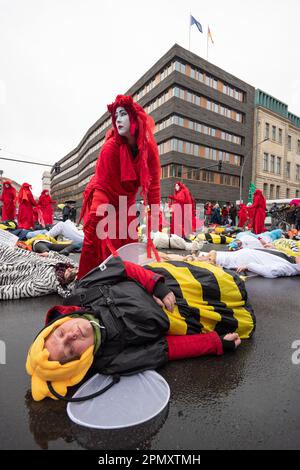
[189, 233, 234, 245]
[146, 260, 255, 339]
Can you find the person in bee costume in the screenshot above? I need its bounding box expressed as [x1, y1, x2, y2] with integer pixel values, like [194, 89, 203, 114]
[26, 255, 255, 401]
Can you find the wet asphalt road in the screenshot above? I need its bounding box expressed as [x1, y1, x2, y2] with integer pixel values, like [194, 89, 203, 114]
[0, 247, 300, 450]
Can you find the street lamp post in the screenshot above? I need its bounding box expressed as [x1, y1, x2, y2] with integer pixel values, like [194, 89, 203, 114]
[239, 138, 269, 204]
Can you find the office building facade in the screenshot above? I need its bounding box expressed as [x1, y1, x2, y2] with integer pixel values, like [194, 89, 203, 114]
[51, 44, 255, 208]
[253, 89, 300, 200]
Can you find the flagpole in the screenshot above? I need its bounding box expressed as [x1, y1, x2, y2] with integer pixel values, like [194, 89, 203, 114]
[189, 12, 191, 51]
[206, 27, 209, 60]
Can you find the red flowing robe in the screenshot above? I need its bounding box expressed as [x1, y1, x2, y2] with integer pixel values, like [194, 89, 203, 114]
[77, 136, 161, 279]
[38, 191, 56, 225]
[0, 181, 17, 221]
[17, 184, 37, 230]
[169, 183, 196, 237]
[237, 204, 248, 228]
[251, 190, 266, 234]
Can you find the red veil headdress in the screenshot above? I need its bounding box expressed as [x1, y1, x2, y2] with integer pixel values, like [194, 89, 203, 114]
[18, 183, 33, 203]
[106, 94, 159, 203]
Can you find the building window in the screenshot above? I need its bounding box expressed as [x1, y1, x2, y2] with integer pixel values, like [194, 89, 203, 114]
[276, 186, 280, 199]
[263, 184, 268, 198]
[297, 140, 300, 154]
[272, 126, 276, 141]
[288, 135, 292, 151]
[296, 190, 300, 198]
[162, 166, 169, 179]
[296, 165, 300, 181]
[269, 184, 274, 200]
[263, 153, 269, 172]
[265, 123, 270, 139]
[276, 157, 281, 175]
[286, 188, 290, 198]
[278, 129, 283, 144]
[270, 155, 275, 173]
[286, 162, 291, 179]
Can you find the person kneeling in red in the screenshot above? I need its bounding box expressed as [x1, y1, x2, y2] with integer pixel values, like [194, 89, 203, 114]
[26, 256, 250, 401]
[78, 94, 161, 280]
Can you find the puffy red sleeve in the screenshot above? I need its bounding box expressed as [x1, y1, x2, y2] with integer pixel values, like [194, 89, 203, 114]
[123, 260, 164, 295]
[28, 193, 37, 206]
[94, 140, 119, 185]
[147, 145, 161, 206]
[166, 332, 223, 360]
[90, 189, 110, 213]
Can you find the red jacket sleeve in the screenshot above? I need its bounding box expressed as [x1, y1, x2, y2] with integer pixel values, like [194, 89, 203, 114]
[28, 193, 37, 207]
[166, 332, 223, 360]
[123, 260, 164, 295]
[147, 145, 161, 206]
[90, 189, 110, 213]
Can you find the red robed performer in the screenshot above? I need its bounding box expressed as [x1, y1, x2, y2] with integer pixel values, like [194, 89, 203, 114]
[251, 189, 267, 234]
[77, 95, 161, 280]
[17, 183, 37, 230]
[237, 204, 248, 228]
[38, 190, 56, 225]
[0, 180, 17, 221]
[169, 182, 196, 237]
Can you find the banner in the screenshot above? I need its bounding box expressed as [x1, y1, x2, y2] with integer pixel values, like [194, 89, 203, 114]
[248, 182, 256, 204]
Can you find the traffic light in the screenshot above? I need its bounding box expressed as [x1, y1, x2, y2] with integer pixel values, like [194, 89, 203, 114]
[53, 163, 61, 174]
[218, 160, 222, 171]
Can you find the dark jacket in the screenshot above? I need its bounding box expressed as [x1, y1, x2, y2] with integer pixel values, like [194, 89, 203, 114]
[43, 256, 254, 381]
[61, 257, 170, 375]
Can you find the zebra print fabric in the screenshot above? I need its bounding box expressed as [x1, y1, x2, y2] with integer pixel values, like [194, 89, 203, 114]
[0, 245, 78, 300]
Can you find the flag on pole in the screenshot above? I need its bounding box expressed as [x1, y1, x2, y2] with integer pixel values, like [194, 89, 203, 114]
[248, 182, 257, 204]
[190, 15, 203, 34]
[208, 26, 214, 44]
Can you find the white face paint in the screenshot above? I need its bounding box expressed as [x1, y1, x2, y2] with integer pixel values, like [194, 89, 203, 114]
[175, 184, 180, 192]
[115, 107, 131, 138]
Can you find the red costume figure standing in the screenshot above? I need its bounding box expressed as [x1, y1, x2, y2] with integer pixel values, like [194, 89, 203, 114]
[237, 204, 249, 228]
[38, 190, 56, 225]
[0, 180, 17, 221]
[169, 182, 196, 237]
[251, 189, 267, 234]
[17, 183, 37, 230]
[77, 95, 161, 280]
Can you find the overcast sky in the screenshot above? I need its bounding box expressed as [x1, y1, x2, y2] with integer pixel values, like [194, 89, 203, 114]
[1, 0, 299, 195]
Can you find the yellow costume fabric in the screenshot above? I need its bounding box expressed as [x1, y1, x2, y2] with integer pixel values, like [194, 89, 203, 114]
[273, 239, 300, 257]
[190, 233, 234, 245]
[25, 234, 72, 247]
[147, 260, 255, 339]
